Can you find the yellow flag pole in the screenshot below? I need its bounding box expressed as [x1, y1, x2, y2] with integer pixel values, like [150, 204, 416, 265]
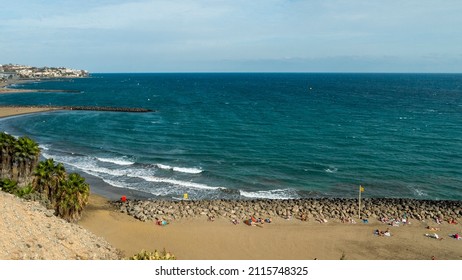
[358, 185, 362, 220]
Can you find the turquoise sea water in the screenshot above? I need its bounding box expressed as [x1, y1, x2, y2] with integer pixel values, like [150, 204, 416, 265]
[1, 73, 461, 200]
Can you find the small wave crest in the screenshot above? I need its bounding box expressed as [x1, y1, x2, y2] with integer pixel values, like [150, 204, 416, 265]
[97, 157, 135, 166]
[38, 144, 50, 151]
[407, 185, 428, 197]
[156, 163, 202, 174]
[239, 189, 299, 199]
[138, 176, 219, 190]
[325, 166, 338, 173]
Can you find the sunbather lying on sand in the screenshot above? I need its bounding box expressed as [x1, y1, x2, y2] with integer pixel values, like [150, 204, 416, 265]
[374, 228, 391, 237]
[426, 226, 440, 231]
[425, 233, 443, 240]
[450, 233, 460, 240]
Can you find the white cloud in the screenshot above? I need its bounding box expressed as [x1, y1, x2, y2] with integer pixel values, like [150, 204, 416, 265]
[1, 0, 462, 72]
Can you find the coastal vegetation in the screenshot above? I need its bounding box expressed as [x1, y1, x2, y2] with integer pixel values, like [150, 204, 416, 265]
[0, 132, 40, 187]
[0, 132, 90, 222]
[128, 249, 176, 260]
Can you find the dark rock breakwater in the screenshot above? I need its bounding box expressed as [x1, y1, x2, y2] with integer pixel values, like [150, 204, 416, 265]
[111, 198, 462, 223]
[1, 105, 152, 113]
[62, 106, 152, 112]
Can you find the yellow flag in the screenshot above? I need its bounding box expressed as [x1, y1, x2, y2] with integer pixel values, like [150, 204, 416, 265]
[183, 193, 189, 200]
[360, 185, 365, 192]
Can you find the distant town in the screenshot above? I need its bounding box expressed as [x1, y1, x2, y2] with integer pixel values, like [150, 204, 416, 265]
[0, 63, 89, 81]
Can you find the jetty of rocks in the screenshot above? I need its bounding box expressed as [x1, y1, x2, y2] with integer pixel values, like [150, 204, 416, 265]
[111, 198, 462, 223]
[1, 105, 152, 113]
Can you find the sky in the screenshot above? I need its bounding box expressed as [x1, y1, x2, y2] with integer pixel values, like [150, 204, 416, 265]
[1, 0, 462, 73]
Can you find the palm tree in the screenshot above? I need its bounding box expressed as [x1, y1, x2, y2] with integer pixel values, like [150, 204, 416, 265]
[12, 136, 40, 186]
[0, 132, 16, 178]
[55, 173, 90, 222]
[33, 158, 66, 205]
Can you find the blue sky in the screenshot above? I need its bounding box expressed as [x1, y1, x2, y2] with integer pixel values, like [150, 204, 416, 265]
[1, 0, 462, 72]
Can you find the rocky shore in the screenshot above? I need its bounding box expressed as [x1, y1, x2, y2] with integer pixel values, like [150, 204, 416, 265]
[111, 198, 462, 223]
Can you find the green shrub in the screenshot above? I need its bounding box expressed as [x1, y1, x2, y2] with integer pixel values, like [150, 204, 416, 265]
[0, 178, 18, 193]
[128, 249, 176, 260]
[15, 184, 35, 198]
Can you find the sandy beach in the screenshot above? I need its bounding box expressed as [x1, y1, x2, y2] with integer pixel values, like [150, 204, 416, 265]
[78, 194, 462, 260]
[1, 80, 59, 117]
[0, 106, 59, 118]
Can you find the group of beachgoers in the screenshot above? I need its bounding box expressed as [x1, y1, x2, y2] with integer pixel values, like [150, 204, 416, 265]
[374, 215, 460, 241]
[424, 217, 460, 241]
[242, 216, 272, 227]
[380, 214, 410, 227]
[374, 228, 391, 237]
[154, 217, 169, 226]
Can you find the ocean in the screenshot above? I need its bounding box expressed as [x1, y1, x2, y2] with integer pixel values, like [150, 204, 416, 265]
[1, 73, 461, 200]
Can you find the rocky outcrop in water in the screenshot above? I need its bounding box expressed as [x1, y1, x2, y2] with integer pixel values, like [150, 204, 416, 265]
[111, 198, 462, 223]
[1, 105, 152, 113]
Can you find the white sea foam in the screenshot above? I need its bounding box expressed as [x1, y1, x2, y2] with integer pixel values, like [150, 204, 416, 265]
[239, 189, 299, 199]
[102, 179, 133, 190]
[139, 176, 219, 190]
[38, 144, 50, 151]
[42, 152, 130, 177]
[85, 167, 129, 177]
[411, 187, 428, 197]
[325, 166, 338, 173]
[97, 157, 135, 166]
[156, 163, 202, 174]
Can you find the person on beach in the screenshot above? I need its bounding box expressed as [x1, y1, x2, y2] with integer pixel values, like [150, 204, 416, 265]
[425, 233, 443, 240]
[155, 217, 168, 226]
[244, 219, 255, 226]
[451, 233, 460, 240]
[299, 212, 308, 222]
[448, 218, 458, 225]
[426, 226, 440, 231]
[374, 228, 391, 237]
[402, 213, 408, 225]
[244, 218, 263, 227]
